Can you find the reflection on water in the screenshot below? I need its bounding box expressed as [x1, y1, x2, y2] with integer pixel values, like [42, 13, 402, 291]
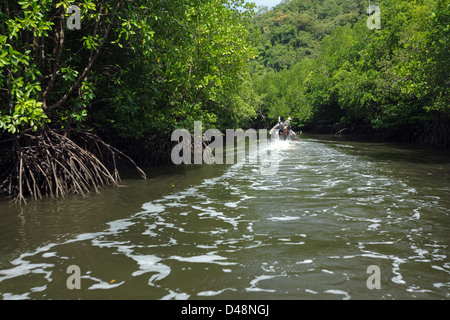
[0, 136, 449, 299]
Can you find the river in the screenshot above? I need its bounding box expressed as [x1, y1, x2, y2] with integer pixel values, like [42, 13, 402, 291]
[0, 134, 449, 300]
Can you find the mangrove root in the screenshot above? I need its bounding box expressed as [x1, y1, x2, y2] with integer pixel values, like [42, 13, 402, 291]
[0, 129, 146, 204]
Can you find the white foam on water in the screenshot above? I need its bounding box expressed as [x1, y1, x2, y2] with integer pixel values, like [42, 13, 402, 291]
[130, 254, 171, 286]
[409, 245, 429, 260]
[83, 274, 125, 290]
[107, 219, 134, 233]
[0, 252, 55, 284]
[305, 289, 318, 294]
[168, 254, 236, 266]
[431, 265, 450, 274]
[367, 223, 381, 231]
[324, 289, 351, 300]
[30, 285, 47, 293]
[2, 293, 30, 300]
[166, 202, 187, 207]
[246, 275, 278, 293]
[268, 216, 300, 221]
[406, 285, 432, 293]
[197, 244, 217, 249]
[197, 288, 236, 297]
[412, 208, 421, 220]
[364, 241, 395, 245]
[42, 252, 57, 258]
[391, 257, 407, 285]
[224, 201, 240, 208]
[433, 282, 450, 288]
[141, 202, 166, 214]
[321, 269, 334, 274]
[69, 232, 107, 243]
[160, 290, 190, 300]
[142, 223, 158, 237]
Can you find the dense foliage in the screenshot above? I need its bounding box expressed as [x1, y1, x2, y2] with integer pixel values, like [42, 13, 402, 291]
[0, 0, 258, 201]
[251, 0, 449, 146]
[0, 0, 257, 139]
[0, 0, 448, 202]
[1, 0, 447, 145]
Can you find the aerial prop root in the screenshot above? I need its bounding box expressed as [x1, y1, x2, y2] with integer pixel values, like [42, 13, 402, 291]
[0, 129, 146, 204]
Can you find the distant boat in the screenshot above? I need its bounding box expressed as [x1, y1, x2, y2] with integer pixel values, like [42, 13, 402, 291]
[269, 121, 300, 142]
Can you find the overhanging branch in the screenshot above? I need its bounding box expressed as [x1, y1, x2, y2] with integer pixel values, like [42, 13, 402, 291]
[46, 0, 123, 112]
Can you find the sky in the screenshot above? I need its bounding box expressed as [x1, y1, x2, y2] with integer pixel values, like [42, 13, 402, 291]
[247, 0, 283, 9]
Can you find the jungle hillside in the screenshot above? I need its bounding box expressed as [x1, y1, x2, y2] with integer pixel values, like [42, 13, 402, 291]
[250, 0, 449, 145]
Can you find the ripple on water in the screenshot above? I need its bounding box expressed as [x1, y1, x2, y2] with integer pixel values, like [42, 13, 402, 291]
[0, 138, 449, 300]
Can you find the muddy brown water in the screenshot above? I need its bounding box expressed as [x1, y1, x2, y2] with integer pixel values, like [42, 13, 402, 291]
[0, 135, 449, 299]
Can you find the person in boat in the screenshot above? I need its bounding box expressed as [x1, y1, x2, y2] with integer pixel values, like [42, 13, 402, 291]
[278, 117, 291, 139]
[283, 117, 292, 133]
[278, 116, 285, 135]
[269, 116, 284, 136]
[270, 116, 299, 140]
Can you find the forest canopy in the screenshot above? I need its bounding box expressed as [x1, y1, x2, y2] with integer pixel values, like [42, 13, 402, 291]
[0, 0, 258, 137]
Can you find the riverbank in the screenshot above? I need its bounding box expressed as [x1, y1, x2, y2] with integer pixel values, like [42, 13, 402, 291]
[1, 124, 448, 203]
[299, 122, 450, 149]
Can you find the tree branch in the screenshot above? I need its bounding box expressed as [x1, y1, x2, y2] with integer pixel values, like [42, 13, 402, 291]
[42, 8, 65, 109]
[46, 0, 123, 112]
